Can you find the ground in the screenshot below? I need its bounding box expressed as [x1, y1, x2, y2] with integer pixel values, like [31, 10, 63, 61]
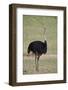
[23, 54, 57, 74]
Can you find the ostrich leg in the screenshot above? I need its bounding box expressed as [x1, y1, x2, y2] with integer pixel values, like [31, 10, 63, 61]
[36, 55, 40, 71]
[35, 54, 37, 71]
[35, 53, 40, 71]
[35, 54, 39, 71]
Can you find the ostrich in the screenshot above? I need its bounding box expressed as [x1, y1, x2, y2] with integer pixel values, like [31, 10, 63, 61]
[27, 40, 47, 71]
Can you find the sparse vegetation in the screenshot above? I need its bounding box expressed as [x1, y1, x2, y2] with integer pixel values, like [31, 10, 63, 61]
[23, 15, 57, 74]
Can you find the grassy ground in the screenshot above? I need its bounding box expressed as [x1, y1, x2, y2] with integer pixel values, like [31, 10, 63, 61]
[23, 15, 57, 74]
[23, 54, 57, 74]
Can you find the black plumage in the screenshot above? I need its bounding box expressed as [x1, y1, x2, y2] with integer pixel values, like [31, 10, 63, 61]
[28, 40, 47, 55]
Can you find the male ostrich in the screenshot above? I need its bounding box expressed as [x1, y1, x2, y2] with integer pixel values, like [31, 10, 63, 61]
[27, 40, 47, 71]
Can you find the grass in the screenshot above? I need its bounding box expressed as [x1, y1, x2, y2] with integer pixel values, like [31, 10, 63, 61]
[23, 15, 57, 74]
[23, 54, 57, 74]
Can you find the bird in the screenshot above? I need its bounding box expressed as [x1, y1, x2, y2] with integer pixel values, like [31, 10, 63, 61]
[27, 40, 47, 71]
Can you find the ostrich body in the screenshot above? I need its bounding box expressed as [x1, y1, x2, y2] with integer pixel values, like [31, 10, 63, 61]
[27, 40, 47, 71]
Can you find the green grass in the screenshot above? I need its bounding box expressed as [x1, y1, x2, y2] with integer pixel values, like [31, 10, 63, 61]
[23, 15, 57, 74]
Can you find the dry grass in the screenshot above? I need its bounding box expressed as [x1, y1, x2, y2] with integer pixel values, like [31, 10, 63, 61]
[23, 54, 57, 75]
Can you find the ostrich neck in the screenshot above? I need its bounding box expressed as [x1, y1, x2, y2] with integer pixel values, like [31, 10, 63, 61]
[43, 29, 47, 41]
